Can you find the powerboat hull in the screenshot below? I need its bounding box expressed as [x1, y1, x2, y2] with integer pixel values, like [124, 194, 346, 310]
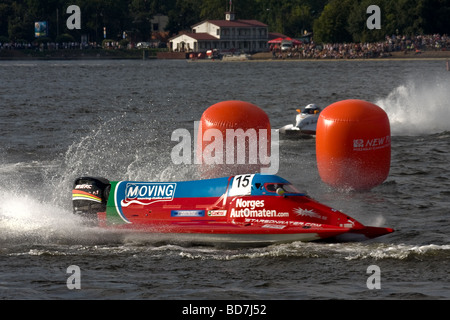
[277, 124, 314, 139]
[278, 104, 321, 136]
[72, 174, 393, 245]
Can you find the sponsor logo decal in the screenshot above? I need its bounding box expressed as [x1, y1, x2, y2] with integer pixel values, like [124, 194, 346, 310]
[171, 210, 205, 217]
[75, 184, 92, 189]
[339, 220, 355, 228]
[294, 208, 327, 221]
[245, 218, 324, 228]
[353, 135, 390, 151]
[261, 224, 286, 229]
[72, 190, 102, 203]
[207, 209, 227, 217]
[121, 182, 177, 207]
[230, 199, 289, 218]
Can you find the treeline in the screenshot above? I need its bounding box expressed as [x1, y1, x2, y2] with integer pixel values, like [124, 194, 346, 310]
[313, 0, 450, 43]
[0, 0, 449, 44]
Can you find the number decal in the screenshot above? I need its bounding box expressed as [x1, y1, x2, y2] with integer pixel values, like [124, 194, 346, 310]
[228, 174, 254, 196]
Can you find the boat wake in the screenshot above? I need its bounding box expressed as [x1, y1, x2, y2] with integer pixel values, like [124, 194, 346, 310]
[376, 75, 450, 135]
[0, 188, 124, 246]
[1, 186, 447, 262]
[1, 184, 448, 263]
[170, 241, 450, 262]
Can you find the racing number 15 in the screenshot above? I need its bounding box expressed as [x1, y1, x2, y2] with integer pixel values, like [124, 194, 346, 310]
[235, 174, 251, 188]
[229, 174, 254, 196]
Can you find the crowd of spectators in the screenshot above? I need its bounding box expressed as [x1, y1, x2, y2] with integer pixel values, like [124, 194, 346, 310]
[0, 40, 99, 51]
[271, 34, 450, 59]
[0, 40, 162, 51]
[2, 33, 449, 60]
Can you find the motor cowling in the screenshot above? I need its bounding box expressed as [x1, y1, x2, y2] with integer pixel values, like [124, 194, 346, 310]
[72, 177, 110, 219]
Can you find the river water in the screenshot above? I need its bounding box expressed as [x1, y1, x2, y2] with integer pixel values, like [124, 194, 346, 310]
[0, 58, 449, 301]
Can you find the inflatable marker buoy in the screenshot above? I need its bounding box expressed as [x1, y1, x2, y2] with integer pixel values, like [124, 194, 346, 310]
[316, 99, 391, 191]
[197, 100, 271, 178]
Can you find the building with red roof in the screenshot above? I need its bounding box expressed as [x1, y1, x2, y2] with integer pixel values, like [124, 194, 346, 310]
[169, 10, 268, 53]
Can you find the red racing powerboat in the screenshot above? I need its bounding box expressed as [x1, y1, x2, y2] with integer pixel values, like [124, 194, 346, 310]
[72, 173, 393, 246]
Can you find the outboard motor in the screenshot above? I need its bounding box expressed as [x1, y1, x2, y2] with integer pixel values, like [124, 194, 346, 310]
[72, 177, 110, 221]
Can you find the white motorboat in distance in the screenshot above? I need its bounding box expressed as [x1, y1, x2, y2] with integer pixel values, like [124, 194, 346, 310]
[278, 104, 321, 138]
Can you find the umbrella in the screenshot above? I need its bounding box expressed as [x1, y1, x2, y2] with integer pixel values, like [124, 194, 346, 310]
[268, 37, 302, 45]
[268, 37, 284, 44]
[284, 37, 302, 45]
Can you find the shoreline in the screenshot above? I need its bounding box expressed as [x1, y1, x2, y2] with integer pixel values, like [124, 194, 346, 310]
[1, 48, 449, 61]
[0, 48, 156, 61]
[250, 50, 450, 61]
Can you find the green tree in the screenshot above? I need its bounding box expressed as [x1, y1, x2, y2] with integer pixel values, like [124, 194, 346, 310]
[0, 1, 14, 39]
[284, 3, 314, 37]
[393, 0, 425, 34]
[166, 0, 201, 34]
[199, 0, 225, 20]
[1, 0, 449, 45]
[347, 0, 386, 42]
[129, 0, 153, 41]
[313, 0, 353, 43]
[421, 0, 450, 34]
[7, 0, 33, 41]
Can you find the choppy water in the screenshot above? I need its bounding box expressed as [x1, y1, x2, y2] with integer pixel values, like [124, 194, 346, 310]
[0, 59, 449, 300]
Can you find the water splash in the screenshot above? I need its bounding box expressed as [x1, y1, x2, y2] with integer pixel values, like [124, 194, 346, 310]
[0, 188, 83, 243]
[0, 112, 196, 247]
[376, 75, 450, 135]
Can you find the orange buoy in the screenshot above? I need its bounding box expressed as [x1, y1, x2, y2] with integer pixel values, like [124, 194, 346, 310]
[197, 100, 271, 177]
[316, 99, 391, 191]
